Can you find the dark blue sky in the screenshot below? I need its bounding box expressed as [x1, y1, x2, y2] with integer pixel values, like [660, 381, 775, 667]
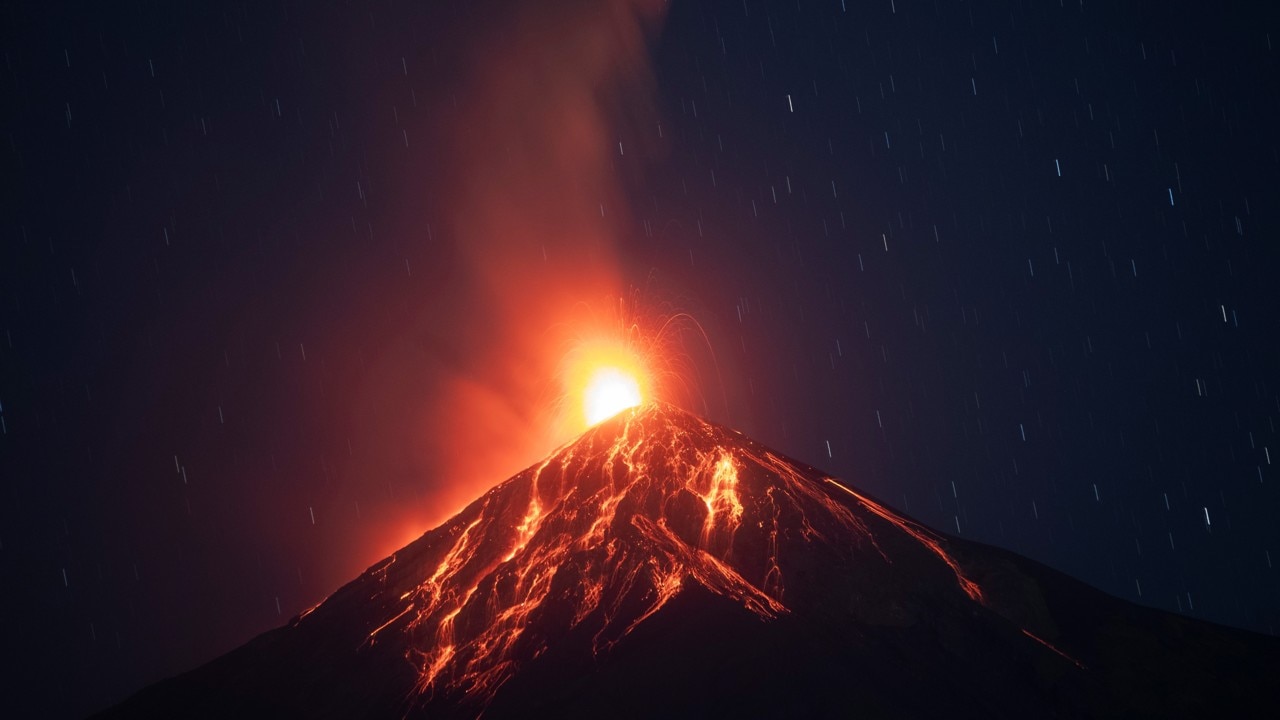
[4, 1, 1279, 716]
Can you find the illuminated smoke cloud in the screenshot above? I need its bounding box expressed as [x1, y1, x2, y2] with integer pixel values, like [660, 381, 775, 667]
[357, 0, 670, 542]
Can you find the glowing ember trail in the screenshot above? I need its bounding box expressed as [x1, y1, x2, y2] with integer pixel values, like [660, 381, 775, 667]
[283, 403, 997, 714]
[1021, 629, 1088, 670]
[822, 478, 985, 603]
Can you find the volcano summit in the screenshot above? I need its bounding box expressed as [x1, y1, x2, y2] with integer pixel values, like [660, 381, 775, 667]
[103, 404, 1279, 718]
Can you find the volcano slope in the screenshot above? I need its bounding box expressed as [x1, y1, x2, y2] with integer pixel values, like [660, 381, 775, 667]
[102, 404, 1280, 718]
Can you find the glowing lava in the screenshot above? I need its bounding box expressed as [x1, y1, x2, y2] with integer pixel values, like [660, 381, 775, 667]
[550, 296, 720, 438]
[562, 339, 652, 431]
[334, 403, 993, 714]
[583, 367, 643, 425]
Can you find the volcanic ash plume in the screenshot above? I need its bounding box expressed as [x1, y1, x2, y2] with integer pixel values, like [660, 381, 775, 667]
[358, 0, 671, 534]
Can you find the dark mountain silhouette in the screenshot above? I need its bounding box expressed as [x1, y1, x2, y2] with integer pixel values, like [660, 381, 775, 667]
[100, 404, 1280, 718]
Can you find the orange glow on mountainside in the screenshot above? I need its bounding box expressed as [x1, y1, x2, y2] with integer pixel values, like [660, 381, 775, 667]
[322, 404, 995, 714]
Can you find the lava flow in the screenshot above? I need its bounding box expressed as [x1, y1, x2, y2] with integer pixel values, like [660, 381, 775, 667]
[105, 401, 1280, 720]
[319, 403, 990, 713]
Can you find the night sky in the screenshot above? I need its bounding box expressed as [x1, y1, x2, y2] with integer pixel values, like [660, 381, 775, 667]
[4, 1, 1280, 716]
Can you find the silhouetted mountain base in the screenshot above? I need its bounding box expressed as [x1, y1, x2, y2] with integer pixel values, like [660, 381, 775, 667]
[101, 405, 1280, 718]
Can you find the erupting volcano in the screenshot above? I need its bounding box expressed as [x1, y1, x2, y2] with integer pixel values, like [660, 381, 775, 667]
[104, 405, 1279, 718]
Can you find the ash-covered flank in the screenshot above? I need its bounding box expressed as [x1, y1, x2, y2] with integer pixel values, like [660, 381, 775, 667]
[102, 405, 1280, 719]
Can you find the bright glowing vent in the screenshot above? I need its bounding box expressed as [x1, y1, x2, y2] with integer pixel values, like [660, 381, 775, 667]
[563, 339, 652, 431]
[582, 367, 643, 425]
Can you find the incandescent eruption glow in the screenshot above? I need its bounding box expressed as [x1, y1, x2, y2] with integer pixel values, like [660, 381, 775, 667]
[583, 367, 643, 425]
[561, 336, 654, 433]
[549, 290, 724, 440]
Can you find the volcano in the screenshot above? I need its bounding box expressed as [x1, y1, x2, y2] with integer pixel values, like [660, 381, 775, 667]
[102, 404, 1279, 718]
